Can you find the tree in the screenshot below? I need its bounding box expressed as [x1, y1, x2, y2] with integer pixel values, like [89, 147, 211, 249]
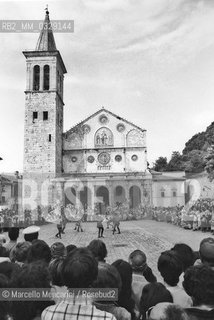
[205, 145, 214, 181]
[184, 150, 206, 173]
[167, 151, 184, 171]
[153, 157, 168, 172]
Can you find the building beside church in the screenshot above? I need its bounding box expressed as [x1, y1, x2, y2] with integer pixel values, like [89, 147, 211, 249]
[22, 11, 185, 218]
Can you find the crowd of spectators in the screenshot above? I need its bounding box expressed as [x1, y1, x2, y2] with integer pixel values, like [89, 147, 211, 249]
[152, 198, 214, 234]
[0, 226, 213, 319]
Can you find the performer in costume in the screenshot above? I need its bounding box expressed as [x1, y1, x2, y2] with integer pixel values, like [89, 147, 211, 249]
[61, 206, 67, 234]
[97, 214, 104, 238]
[55, 215, 63, 239]
[112, 214, 121, 235]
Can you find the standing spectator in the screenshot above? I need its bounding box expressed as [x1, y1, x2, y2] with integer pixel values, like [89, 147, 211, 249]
[92, 263, 131, 320]
[199, 237, 214, 267]
[27, 240, 51, 265]
[88, 239, 107, 263]
[11, 241, 31, 266]
[50, 242, 66, 260]
[157, 250, 192, 308]
[22, 226, 40, 243]
[10, 261, 54, 320]
[148, 303, 189, 320]
[3, 227, 19, 255]
[183, 264, 214, 319]
[139, 283, 173, 320]
[171, 243, 196, 272]
[129, 250, 157, 316]
[112, 259, 136, 319]
[42, 247, 116, 320]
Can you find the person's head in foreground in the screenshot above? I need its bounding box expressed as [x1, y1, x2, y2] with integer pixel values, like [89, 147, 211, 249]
[23, 225, 40, 242]
[199, 237, 214, 267]
[92, 262, 122, 295]
[111, 259, 135, 315]
[148, 302, 189, 320]
[66, 244, 77, 255]
[61, 247, 98, 288]
[171, 243, 196, 272]
[183, 264, 214, 306]
[129, 249, 147, 272]
[27, 239, 51, 265]
[158, 250, 183, 286]
[50, 242, 66, 260]
[10, 260, 54, 320]
[8, 227, 19, 241]
[129, 249, 157, 282]
[87, 239, 108, 263]
[49, 257, 64, 286]
[140, 282, 173, 320]
[11, 241, 31, 265]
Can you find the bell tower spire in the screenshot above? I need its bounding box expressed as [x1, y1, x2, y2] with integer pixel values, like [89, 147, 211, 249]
[35, 7, 57, 51]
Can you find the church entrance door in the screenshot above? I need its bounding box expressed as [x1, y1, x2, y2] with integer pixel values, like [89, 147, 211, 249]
[96, 186, 109, 215]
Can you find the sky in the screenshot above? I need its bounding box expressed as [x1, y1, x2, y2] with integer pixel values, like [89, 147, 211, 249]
[1, 0, 214, 173]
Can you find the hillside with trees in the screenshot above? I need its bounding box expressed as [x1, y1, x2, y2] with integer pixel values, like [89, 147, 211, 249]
[152, 121, 214, 174]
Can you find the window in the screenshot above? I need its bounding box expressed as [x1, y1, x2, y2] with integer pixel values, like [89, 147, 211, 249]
[33, 65, 40, 91]
[43, 65, 50, 90]
[33, 112, 38, 122]
[43, 111, 48, 121]
[161, 191, 165, 198]
[173, 191, 177, 197]
[49, 134, 51, 142]
[1, 196, 5, 204]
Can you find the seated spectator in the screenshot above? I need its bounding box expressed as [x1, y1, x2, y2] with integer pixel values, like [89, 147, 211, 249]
[199, 237, 214, 267]
[87, 239, 107, 263]
[158, 250, 192, 308]
[148, 302, 189, 320]
[93, 262, 131, 320]
[129, 250, 157, 314]
[42, 247, 116, 320]
[111, 259, 135, 319]
[27, 240, 51, 265]
[183, 264, 214, 320]
[22, 226, 40, 243]
[140, 282, 173, 320]
[4, 227, 19, 255]
[10, 261, 54, 320]
[11, 241, 31, 266]
[66, 244, 76, 255]
[50, 242, 66, 260]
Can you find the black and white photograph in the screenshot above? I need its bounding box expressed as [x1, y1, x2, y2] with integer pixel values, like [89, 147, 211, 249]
[1, 1, 214, 319]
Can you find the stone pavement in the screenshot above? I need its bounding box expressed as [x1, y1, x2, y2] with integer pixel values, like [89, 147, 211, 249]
[9, 219, 211, 281]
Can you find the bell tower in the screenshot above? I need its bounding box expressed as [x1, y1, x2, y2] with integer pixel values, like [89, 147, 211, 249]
[23, 10, 67, 212]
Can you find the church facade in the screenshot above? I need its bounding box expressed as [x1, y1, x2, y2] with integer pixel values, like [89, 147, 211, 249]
[22, 11, 185, 218]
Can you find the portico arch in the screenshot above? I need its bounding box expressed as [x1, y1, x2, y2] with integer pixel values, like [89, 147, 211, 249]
[114, 185, 126, 206]
[96, 186, 109, 215]
[129, 185, 141, 208]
